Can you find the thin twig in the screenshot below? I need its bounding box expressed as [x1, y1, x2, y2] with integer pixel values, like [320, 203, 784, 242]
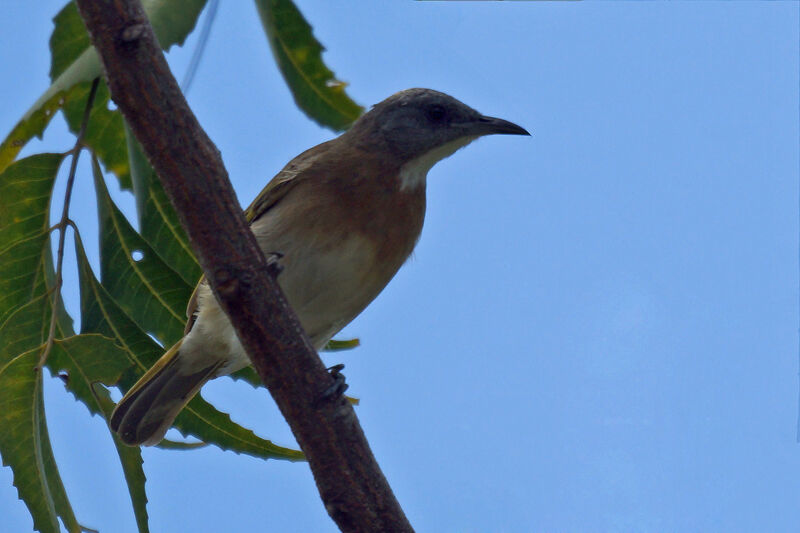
[36, 78, 100, 371]
[181, 0, 218, 94]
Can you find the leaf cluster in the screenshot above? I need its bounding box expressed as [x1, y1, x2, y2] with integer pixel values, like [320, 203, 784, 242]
[0, 1, 362, 531]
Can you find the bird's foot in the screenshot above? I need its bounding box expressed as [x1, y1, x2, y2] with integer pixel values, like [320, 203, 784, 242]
[316, 364, 349, 406]
[265, 251, 284, 277]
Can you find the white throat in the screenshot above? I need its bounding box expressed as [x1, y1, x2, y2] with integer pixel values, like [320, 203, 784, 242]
[398, 136, 478, 191]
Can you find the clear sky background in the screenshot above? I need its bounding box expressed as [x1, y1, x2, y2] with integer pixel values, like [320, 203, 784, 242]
[1, 2, 799, 532]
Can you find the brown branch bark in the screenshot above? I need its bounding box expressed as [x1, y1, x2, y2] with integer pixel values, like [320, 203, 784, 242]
[74, 1, 413, 531]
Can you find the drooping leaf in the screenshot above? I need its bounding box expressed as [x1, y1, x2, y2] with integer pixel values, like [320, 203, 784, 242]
[94, 385, 150, 533]
[0, 154, 65, 326]
[125, 125, 201, 285]
[0, 0, 209, 179]
[0, 89, 81, 177]
[75, 233, 303, 461]
[44, 335, 134, 532]
[64, 81, 132, 189]
[92, 157, 192, 346]
[0, 349, 59, 533]
[47, 334, 131, 416]
[0, 295, 81, 533]
[324, 338, 360, 351]
[256, 0, 363, 131]
[0, 152, 86, 530]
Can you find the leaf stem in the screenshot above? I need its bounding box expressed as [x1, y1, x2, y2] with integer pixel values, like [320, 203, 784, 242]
[36, 77, 100, 371]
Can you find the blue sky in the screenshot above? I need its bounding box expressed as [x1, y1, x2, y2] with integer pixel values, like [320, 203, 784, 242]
[1, 1, 799, 532]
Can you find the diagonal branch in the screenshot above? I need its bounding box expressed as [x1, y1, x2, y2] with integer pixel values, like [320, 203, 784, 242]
[74, 1, 413, 532]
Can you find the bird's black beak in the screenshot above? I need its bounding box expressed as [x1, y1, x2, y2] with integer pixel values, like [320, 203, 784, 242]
[471, 115, 530, 136]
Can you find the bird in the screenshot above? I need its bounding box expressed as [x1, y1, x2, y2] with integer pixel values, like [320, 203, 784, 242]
[110, 88, 529, 446]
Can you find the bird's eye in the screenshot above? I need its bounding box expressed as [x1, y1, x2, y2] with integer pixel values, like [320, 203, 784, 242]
[427, 105, 446, 122]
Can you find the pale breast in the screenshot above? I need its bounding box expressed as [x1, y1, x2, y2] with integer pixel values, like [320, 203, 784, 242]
[251, 198, 388, 348]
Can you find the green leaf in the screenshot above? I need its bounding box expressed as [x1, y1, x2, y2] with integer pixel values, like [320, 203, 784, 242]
[0, 349, 59, 533]
[0, 88, 81, 177]
[45, 335, 134, 532]
[125, 125, 202, 285]
[64, 81, 132, 189]
[256, 0, 363, 131]
[323, 338, 360, 351]
[228, 366, 265, 388]
[92, 156, 192, 346]
[0, 295, 80, 533]
[94, 385, 150, 533]
[0, 0, 209, 178]
[0, 154, 65, 326]
[50, 2, 91, 82]
[0, 153, 86, 530]
[47, 334, 131, 416]
[75, 233, 303, 461]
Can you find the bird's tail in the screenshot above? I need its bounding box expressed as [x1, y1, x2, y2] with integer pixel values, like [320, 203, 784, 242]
[110, 338, 222, 446]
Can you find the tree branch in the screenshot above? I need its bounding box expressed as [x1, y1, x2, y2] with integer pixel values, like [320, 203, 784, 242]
[74, 1, 413, 531]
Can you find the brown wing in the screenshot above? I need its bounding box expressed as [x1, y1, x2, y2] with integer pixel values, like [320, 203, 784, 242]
[183, 139, 336, 334]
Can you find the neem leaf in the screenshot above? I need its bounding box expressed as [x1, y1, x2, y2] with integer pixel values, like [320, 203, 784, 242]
[126, 125, 201, 286]
[256, 0, 363, 131]
[74, 233, 302, 461]
[0, 154, 65, 326]
[49, 2, 91, 82]
[0, 349, 59, 533]
[94, 385, 150, 533]
[63, 81, 132, 190]
[0, 89, 80, 178]
[323, 338, 360, 351]
[0, 0, 209, 178]
[92, 157, 192, 347]
[0, 295, 80, 533]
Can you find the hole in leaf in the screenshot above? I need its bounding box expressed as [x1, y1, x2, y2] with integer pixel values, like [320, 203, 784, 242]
[131, 250, 144, 262]
[147, 332, 164, 348]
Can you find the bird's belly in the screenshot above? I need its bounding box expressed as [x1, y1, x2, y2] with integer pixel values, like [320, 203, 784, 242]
[277, 232, 381, 347]
[186, 233, 381, 378]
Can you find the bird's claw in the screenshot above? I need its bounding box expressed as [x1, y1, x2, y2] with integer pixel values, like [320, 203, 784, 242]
[265, 251, 284, 277]
[317, 364, 349, 406]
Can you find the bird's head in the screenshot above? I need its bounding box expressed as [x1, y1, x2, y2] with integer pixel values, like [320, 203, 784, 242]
[346, 88, 530, 189]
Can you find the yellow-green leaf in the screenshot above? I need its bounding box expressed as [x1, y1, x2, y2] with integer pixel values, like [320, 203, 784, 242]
[256, 0, 363, 131]
[0, 0, 209, 180]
